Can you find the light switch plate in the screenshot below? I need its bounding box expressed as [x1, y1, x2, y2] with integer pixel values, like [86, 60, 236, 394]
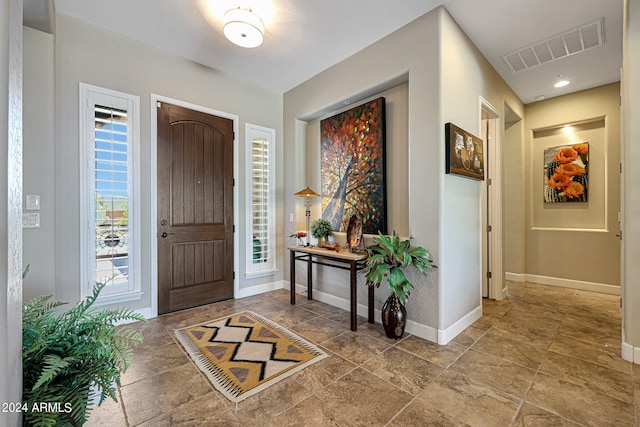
[26, 195, 40, 210]
[22, 213, 40, 228]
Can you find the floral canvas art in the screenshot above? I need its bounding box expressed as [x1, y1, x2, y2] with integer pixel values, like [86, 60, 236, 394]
[544, 143, 589, 203]
[320, 97, 386, 234]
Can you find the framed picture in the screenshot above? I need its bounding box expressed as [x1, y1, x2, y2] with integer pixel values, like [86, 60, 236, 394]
[320, 97, 387, 234]
[544, 143, 589, 203]
[445, 122, 484, 180]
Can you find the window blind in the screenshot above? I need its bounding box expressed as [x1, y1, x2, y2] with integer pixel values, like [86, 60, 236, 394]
[94, 105, 130, 288]
[251, 137, 270, 264]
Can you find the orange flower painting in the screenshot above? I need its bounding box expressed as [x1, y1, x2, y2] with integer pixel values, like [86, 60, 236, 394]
[544, 143, 588, 203]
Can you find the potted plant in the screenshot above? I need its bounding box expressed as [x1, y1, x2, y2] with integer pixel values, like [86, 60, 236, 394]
[22, 282, 145, 426]
[311, 218, 333, 247]
[362, 231, 436, 338]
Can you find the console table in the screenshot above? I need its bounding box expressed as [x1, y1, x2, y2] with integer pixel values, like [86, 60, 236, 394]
[288, 246, 373, 331]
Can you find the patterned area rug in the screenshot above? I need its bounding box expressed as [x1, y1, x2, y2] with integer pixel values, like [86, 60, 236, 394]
[175, 311, 328, 403]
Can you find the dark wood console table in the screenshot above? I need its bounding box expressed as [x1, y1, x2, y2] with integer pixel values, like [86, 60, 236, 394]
[288, 246, 373, 331]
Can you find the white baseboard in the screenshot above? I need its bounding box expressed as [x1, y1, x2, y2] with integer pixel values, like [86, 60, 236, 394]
[288, 281, 471, 345]
[505, 272, 620, 295]
[436, 305, 482, 345]
[621, 327, 640, 364]
[505, 272, 526, 282]
[125, 281, 285, 323]
[235, 280, 285, 299]
[621, 341, 634, 363]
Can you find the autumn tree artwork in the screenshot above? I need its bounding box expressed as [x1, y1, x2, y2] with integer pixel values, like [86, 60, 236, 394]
[544, 142, 589, 203]
[320, 97, 386, 234]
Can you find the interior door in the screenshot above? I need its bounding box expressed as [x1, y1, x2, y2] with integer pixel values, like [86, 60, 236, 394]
[157, 102, 234, 314]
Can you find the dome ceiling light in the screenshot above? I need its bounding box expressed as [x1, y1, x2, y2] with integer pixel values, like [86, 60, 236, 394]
[223, 7, 264, 48]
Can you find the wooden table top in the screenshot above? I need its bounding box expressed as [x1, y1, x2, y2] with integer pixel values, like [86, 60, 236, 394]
[287, 245, 368, 261]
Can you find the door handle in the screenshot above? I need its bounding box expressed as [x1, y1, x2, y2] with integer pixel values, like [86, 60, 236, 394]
[160, 232, 175, 238]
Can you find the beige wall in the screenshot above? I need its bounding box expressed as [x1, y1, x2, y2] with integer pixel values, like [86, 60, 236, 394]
[22, 26, 55, 301]
[297, 84, 410, 300]
[22, 13, 283, 312]
[622, 0, 640, 349]
[503, 116, 525, 274]
[284, 7, 524, 340]
[439, 10, 524, 326]
[524, 83, 621, 289]
[0, 0, 22, 423]
[284, 10, 442, 331]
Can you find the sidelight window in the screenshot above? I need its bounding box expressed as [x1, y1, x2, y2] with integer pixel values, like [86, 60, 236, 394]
[80, 83, 141, 303]
[245, 124, 277, 277]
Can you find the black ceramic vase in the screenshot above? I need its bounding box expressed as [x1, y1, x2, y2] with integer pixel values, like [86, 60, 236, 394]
[381, 293, 407, 339]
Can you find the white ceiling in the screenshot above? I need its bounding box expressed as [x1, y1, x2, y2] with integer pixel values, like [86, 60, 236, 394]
[38, 0, 623, 104]
[445, 0, 623, 104]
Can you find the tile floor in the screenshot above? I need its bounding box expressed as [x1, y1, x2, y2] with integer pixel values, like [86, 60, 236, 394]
[87, 282, 638, 426]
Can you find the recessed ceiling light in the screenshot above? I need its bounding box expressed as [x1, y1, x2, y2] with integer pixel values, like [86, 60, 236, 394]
[554, 80, 570, 88]
[535, 95, 546, 101]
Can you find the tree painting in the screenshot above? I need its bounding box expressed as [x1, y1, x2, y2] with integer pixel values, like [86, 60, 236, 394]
[320, 97, 386, 234]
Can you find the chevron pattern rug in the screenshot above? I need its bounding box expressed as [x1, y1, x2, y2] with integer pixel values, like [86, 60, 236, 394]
[175, 311, 328, 403]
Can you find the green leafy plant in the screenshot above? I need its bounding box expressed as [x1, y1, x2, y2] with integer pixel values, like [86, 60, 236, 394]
[310, 218, 333, 239]
[22, 282, 145, 426]
[362, 231, 436, 304]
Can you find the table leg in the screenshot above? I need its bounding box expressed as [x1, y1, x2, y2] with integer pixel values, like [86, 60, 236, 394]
[290, 250, 296, 305]
[350, 260, 357, 331]
[307, 254, 313, 300]
[368, 282, 374, 324]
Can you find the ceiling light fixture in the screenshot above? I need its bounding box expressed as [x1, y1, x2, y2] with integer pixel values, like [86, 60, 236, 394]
[223, 7, 264, 48]
[554, 79, 570, 88]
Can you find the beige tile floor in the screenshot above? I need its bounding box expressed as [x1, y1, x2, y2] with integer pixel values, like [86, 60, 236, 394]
[87, 282, 638, 426]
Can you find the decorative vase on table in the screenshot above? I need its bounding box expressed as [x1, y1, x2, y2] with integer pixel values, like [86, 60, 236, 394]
[381, 293, 407, 339]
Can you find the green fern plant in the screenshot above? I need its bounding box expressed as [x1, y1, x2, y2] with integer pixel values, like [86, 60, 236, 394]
[22, 282, 145, 426]
[362, 231, 436, 304]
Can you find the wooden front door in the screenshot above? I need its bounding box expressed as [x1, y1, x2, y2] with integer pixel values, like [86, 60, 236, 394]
[157, 102, 234, 314]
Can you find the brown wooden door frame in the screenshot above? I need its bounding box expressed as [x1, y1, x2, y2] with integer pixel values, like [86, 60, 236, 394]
[151, 96, 238, 317]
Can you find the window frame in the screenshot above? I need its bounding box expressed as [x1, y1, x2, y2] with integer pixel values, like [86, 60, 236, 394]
[79, 83, 141, 304]
[245, 123, 277, 278]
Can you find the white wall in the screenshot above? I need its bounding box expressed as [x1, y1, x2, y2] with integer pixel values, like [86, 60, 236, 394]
[23, 26, 55, 301]
[0, 0, 23, 424]
[22, 12, 283, 312]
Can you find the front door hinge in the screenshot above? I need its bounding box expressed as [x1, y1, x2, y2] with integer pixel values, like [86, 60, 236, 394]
[487, 178, 492, 186]
[233, 271, 236, 280]
[156, 101, 161, 108]
[233, 224, 236, 233]
[486, 225, 492, 232]
[487, 271, 492, 279]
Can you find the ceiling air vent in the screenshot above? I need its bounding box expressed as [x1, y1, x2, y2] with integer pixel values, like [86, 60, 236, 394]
[502, 19, 604, 73]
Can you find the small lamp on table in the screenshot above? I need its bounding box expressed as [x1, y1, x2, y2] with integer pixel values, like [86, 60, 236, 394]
[294, 186, 320, 246]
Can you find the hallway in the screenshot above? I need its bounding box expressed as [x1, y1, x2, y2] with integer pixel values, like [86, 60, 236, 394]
[87, 282, 635, 426]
